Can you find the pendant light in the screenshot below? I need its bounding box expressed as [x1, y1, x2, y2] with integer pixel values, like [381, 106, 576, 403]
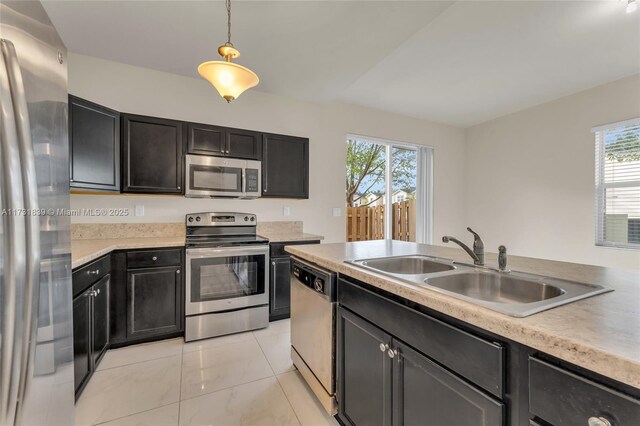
[198, 0, 259, 102]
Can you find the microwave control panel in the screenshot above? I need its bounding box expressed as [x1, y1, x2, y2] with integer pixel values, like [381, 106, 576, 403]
[245, 169, 259, 193]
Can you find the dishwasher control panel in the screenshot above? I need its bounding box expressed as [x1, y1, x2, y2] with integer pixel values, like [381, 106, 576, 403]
[291, 259, 336, 300]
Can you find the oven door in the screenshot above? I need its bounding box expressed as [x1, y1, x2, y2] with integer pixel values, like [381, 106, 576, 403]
[185, 155, 245, 198]
[185, 245, 269, 315]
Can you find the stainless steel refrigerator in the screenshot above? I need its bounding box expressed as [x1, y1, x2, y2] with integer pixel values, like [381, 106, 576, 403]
[1, 1, 74, 424]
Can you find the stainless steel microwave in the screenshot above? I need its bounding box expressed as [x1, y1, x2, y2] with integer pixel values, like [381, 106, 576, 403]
[185, 155, 262, 198]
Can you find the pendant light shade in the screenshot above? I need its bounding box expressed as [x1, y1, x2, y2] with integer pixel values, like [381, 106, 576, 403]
[198, 0, 258, 102]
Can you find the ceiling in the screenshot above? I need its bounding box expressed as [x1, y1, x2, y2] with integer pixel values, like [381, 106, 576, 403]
[42, 1, 640, 127]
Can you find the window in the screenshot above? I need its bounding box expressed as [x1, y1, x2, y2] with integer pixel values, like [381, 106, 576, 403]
[345, 135, 433, 243]
[593, 118, 640, 249]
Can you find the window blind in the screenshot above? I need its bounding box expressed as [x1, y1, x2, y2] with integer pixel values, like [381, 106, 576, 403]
[593, 118, 640, 249]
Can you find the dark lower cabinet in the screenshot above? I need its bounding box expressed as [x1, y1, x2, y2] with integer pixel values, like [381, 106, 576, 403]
[337, 306, 504, 426]
[72, 290, 91, 397]
[110, 248, 184, 348]
[127, 266, 182, 339]
[69, 95, 120, 192]
[122, 114, 184, 194]
[269, 241, 320, 321]
[337, 307, 392, 426]
[262, 133, 309, 198]
[393, 340, 503, 426]
[269, 257, 292, 321]
[72, 273, 110, 399]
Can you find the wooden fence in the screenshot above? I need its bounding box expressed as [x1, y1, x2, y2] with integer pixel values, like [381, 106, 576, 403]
[346, 199, 416, 242]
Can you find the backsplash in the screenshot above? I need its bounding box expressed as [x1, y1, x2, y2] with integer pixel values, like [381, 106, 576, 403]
[71, 221, 304, 240]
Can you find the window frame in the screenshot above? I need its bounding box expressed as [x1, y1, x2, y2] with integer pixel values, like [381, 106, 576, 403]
[346, 134, 433, 244]
[592, 117, 640, 250]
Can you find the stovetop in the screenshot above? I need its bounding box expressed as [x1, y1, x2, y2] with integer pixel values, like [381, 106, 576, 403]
[185, 212, 268, 248]
[185, 234, 269, 249]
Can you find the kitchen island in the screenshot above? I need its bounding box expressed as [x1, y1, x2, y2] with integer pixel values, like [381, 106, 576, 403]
[286, 240, 640, 426]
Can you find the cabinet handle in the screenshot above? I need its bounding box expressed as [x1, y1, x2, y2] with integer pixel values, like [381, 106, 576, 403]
[152, 256, 158, 261]
[176, 269, 181, 274]
[89, 269, 100, 275]
[177, 186, 181, 190]
[95, 288, 100, 296]
[588, 417, 612, 426]
[379, 343, 388, 353]
[387, 348, 398, 359]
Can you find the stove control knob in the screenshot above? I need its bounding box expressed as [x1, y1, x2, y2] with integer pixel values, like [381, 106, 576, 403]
[195, 216, 201, 222]
[244, 216, 249, 221]
[250, 217, 255, 222]
[188, 217, 194, 223]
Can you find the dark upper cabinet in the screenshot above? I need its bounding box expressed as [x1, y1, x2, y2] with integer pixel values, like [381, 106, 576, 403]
[226, 128, 261, 160]
[73, 290, 92, 397]
[393, 339, 503, 426]
[122, 114, 184, 194]
[337, 307, 392, 426]
[186, 122, 261, 160]
[269, 257, 291, 321]
[69, 96, 120, 191]
[126, 265, 182, 340]
[262, 133, 309, 198]
[186, 122, 226, 156]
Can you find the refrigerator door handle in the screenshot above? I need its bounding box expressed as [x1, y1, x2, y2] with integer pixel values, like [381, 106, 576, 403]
[0, 38, 27, 426]
[2, 39, 41, 422]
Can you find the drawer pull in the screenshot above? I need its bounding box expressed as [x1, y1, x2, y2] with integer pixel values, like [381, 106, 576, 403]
[89, 269, 100, 275]
[152, 256, 158, 261]
[387, 348, 398, 359]
[588, 417, 612, 426]
[379, 343, 388, 352]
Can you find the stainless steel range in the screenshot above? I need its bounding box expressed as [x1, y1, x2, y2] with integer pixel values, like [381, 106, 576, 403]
[185, 212, 269, 341]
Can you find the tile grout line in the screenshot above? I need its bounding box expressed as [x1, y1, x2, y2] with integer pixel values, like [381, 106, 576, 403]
[91, 401, 178, 426]
[96, 351, 182, 373]
[275, 372, 303, 426]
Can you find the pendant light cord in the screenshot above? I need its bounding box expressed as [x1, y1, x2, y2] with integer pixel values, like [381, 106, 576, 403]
[227, 0, 232, 45]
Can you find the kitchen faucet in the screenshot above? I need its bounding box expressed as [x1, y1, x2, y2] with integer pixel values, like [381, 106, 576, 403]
[442, 227, 485, 266]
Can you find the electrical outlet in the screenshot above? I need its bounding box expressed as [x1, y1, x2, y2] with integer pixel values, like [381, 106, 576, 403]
[332, 207, 341, 217]
[283, 206, 291, 217]
[134, 205, 144, 217]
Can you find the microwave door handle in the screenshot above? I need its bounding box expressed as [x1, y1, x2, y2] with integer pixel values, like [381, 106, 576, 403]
[3, 39, 41, 421]
[241, 168, 246, 195]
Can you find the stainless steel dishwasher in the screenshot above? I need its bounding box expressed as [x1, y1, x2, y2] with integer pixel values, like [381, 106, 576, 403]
[290, 257, 338, 415]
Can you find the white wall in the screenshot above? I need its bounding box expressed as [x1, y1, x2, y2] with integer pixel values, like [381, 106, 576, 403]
[465, 74, 640, 270]
[68, 53, 467, 244]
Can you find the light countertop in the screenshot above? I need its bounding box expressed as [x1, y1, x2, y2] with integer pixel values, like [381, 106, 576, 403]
[259, 232, 324, 243]
[285, 240, 640, 389]
[71, 237, 186, 269]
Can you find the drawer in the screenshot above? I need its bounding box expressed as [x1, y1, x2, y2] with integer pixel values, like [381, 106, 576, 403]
[529, 357, 640, 426]
[270, 240, 320, 258]
[73, 255, 110, 298]
[339, 277, 504, 398]
[127, 248, 182, 269]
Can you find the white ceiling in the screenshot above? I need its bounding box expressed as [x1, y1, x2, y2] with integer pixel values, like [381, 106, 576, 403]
[42, 1, 640, 127]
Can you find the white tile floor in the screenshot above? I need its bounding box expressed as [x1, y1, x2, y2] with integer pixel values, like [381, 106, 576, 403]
[76, 319, 339, 426]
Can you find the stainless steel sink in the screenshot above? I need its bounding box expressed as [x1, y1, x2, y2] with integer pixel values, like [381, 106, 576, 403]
[425, 271, 565, 304]
[346, 255, 612, 317]
[350, 255, 456, 275]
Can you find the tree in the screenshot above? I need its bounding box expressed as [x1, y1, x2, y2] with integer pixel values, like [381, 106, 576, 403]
[346, 139, 417, 207]
[605, 130, 640, 162]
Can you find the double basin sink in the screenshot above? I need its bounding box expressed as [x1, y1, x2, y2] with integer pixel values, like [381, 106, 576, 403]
[347, 255, 611, 317]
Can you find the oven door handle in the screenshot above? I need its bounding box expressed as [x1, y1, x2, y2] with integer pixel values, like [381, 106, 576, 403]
[186, 245, 269, 259]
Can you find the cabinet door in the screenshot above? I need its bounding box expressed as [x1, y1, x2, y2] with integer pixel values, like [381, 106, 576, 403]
[127, 266, 182, 339]
[92, 275, 110, 367]
[69, 95, 120, 191]
[122, 114, 183, 194]
[392, 339, 503, 426]
[227, 128, 261, 160]
[73, 290, 92, 397]
[186, 122, 226, 156]
[337, 307, 392, 426]
[269, 257, 291, 321]
[262, 133, 309, 198]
